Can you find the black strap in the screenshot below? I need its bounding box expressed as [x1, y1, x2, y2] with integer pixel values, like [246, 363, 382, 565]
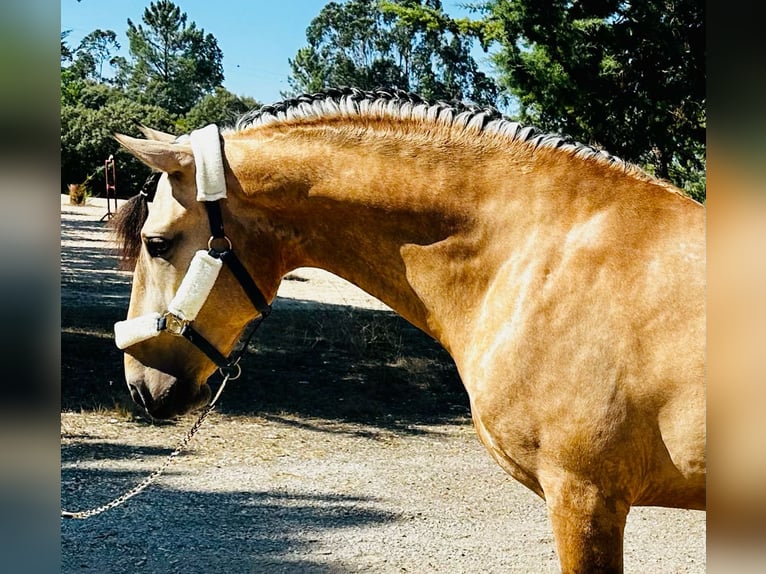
[139, 172, 162, 202]
[204, 199, 226, 239]
[219, 250, 272, 318]
[227, 315, 267, 362]
[202, 201, 272, 318]
[181, 324, 230, 368]
[164, 199, 272, 370]
[156, 314, 230, 368]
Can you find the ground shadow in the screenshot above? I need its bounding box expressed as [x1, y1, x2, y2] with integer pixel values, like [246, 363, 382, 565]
[62, 468, 394, 574]
[60, 217, 133, 306]
[61, 299, 470, 431]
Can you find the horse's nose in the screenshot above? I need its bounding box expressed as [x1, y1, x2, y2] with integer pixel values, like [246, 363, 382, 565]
[127, 380, 149, 410]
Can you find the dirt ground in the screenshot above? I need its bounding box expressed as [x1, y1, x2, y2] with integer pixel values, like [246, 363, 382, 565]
[61, 196, 705, 573]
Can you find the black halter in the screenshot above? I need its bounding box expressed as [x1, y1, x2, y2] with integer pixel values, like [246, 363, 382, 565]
[152, 190, 272, 377]
[183, 200, 268, 374]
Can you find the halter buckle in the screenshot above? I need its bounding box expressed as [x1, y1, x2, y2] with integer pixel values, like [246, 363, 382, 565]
[162, 312, 189, 336]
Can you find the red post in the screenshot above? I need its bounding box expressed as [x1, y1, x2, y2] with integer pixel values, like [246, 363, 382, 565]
[100, 155, 117, 221]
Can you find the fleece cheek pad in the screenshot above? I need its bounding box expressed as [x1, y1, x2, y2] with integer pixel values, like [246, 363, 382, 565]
[113, 250, 223, 350]
[167, 250, 223, 322]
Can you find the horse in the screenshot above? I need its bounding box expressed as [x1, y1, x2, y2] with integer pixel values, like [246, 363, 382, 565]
[111, 87, 705, 573]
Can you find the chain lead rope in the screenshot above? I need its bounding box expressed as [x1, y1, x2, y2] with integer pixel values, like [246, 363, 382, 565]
[61, 373, 231, 520]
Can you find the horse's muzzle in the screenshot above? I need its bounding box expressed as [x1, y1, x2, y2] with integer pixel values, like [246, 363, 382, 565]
[127, 380, 150, 411]
[127, 376, 211, 419]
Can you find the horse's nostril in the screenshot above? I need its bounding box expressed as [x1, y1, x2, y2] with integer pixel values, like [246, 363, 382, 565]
[127, 381, 148, 409]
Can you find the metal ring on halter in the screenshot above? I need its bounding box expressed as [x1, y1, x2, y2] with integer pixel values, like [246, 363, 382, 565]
[207, 235, 232, 255]
[219, 358, 242, 381]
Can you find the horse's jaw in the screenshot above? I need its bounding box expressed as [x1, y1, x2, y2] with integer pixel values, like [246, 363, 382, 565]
[124, 355, 211, 419]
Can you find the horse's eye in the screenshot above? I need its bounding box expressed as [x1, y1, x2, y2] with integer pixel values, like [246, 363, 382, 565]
[144, 237, 172, 258]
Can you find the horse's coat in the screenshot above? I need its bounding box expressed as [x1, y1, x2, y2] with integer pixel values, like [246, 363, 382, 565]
[113, 88, 705, 573]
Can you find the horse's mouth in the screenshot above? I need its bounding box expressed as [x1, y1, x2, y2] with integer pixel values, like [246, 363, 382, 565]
[128, 378, 211, 419]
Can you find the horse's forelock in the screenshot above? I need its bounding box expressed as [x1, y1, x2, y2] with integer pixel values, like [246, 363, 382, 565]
[110, 193, 148, 270]
[110, 172, 162, 269]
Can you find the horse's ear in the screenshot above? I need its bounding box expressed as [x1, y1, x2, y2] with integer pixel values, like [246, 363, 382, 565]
[114, 133, 193, 175]
[138, 125, 178, 143]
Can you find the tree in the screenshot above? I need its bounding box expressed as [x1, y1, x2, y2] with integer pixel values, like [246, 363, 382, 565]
[75, 29, 121, 82]
[61, 29, 121, 84]
[124, 0, 224, 115]
[179, 87, 261, 132]
[478, 0, 704, 196]
[61, 82, 176, 196]
[61, 31, 86, 106]
[287, 0, 498, 106]
[60, 2, 237, 198]
[61, 31, 74, 63]
[391, 0, 705, 199]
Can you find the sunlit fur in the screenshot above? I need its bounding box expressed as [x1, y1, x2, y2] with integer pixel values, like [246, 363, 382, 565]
[115, 87, 705, 573]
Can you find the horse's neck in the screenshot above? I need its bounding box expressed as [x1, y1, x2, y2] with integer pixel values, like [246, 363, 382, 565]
[223, 126, 677, 351]
[226, 128, 488, 337]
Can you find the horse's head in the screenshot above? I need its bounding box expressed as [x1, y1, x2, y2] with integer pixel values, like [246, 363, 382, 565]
[112, 127, 278, 419]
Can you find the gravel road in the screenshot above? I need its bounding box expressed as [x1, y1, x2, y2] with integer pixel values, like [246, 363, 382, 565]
[61, 197, 705, 573]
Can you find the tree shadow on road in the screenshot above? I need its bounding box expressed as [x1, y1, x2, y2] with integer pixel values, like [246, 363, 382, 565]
[61, 299, 471, 433]
[62, 464, 393, 574]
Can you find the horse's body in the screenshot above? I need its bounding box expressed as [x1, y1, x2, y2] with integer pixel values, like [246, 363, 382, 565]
[114, 89, 705, 573]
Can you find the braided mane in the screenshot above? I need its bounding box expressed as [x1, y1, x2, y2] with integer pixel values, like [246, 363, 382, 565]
[235, 87, 640, 175]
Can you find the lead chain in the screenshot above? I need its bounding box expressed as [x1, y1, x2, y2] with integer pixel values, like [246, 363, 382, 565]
[61, 374, 230, 520]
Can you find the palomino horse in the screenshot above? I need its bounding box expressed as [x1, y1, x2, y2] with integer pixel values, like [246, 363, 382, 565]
[112, 88, 705, 573]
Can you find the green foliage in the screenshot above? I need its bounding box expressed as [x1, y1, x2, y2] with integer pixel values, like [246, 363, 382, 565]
[124, 0, 224, 115]
[61, 29, 121, 86]
[287, 0, 499, 106]
[477, 0, 705, 197]
[61, 1, 235, 198]
[77, 29, 120, 82]
[61, 31, 73, 63]
[61, 82, 176, 195]
[177, 87, 261, 133]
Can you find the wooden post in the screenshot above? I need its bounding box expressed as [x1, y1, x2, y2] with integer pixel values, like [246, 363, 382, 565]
[100, 155, 117, 221]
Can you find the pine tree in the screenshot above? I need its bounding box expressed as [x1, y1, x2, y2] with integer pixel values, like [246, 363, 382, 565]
[123, 0, 224, 115]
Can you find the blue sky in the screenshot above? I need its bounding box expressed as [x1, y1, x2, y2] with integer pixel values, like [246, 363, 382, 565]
[61, 0, 491, 105]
